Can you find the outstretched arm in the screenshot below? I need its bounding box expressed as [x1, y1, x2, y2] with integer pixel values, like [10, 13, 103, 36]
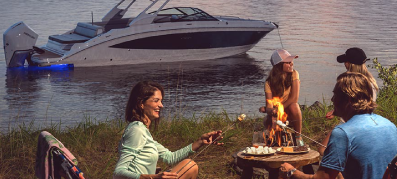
[192, 130, 223, 151]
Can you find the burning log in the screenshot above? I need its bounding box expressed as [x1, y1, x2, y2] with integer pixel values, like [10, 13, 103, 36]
[264, 97, 297, 147]
[263, 129, 295, 147]
[264, 98, 326, 148]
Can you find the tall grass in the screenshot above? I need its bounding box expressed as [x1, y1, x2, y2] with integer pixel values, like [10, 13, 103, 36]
[370, 58, 397, 123]
[0, 111, 263, 179]
[1, 58, 396, 178]
[2, 95, 394, 178]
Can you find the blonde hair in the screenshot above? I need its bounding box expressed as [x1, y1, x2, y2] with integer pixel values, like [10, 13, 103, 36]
[346, 63, 379, 92]
[335, 72, 377, 114]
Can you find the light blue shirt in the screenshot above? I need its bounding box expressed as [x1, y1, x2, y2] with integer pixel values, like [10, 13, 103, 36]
[320, 113, 397, 179]
[113, 121, 194, 179]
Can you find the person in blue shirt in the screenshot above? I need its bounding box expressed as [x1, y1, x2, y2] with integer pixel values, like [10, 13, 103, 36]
[113, 81, 223, 179]
[279, 72, 397, 179]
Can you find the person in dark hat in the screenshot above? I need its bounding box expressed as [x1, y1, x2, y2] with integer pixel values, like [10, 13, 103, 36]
[336, 47, 378, 100]
[336, 47, 369, 65]
[319, 47, 379, 156]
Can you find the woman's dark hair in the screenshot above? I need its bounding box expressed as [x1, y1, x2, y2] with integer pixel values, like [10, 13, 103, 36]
[266, 63, 292, 97]
[125, 81, 164, 126]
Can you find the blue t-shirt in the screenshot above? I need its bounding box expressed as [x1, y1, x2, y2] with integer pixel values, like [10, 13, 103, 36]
[320, 113, 397, 179]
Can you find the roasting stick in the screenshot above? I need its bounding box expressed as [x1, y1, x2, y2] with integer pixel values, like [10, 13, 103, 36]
[276, 121, 327, 148]
[174, 114, 246, 175]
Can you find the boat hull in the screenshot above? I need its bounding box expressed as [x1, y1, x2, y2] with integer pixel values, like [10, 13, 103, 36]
[32, 26, 272, 67]
[56, 44, 258, 67]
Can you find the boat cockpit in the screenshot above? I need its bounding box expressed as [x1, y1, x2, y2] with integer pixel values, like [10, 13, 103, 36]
[150, 7, 219, 23]
[48, 7, 218, 47]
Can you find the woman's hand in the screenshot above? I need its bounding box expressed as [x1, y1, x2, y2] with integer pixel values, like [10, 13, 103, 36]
[260, 106, 277, 116]
[200, 130, 223, 145]
[192, 130, 223, 151]
[326, 110, 334, 119]
[259, 106, 266, 113]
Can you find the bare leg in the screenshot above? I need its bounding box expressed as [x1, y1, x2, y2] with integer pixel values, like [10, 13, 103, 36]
[170, 159, 199, 179]
[285, 103, 302, 134]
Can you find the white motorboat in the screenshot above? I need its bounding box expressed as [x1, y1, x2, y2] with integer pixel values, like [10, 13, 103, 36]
[3, 0, 278, 68]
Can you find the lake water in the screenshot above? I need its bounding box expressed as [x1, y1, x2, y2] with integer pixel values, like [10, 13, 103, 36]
[1, 0, 396, 132]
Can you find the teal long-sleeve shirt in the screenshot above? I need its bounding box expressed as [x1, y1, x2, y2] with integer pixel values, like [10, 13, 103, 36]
[113, 121, 194, 179]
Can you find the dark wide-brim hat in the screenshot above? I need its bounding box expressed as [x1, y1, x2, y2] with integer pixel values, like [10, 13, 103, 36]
[337, 47, 369, 65]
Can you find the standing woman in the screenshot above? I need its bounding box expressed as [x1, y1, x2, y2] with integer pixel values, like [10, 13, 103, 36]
[114, 81, 223, 179]
[259, 49, 303, 146]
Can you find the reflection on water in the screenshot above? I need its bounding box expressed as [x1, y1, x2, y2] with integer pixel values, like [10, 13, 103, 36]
[1, 55, 271, 131]
[3, 65, 75, 129]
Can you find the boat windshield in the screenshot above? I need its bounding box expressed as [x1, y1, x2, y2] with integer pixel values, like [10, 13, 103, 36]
[150, 7, 219, 23]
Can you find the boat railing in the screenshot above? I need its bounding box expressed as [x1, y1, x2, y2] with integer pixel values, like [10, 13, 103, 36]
[215, 15, 242, 20]
[102, 0, 136, 22]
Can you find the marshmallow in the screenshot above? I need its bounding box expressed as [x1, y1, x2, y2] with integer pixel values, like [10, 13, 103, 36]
[263, 147, 269, 154]
[276, 120, 286, 128]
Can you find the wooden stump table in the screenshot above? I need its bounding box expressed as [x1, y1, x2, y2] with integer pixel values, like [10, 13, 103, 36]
[236, 150, 320, 179]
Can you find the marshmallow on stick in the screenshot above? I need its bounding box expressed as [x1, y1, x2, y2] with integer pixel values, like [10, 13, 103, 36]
[276, 120, 287, 128]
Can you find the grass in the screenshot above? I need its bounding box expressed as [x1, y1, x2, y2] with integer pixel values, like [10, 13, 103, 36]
[1, 98, 394, 179]
[1, 58, 396, 178]
[0, 96, 395, 178]
[374, 87, 397, 124]
[0, 108, 339, 179]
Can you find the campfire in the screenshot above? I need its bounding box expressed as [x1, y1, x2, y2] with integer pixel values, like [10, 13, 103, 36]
[262, 97, 296, 147]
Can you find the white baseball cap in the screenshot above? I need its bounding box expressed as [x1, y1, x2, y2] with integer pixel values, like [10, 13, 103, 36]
[270, 49, 299, 66]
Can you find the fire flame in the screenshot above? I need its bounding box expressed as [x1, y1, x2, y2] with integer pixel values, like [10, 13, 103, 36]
[266, 97, 289, 147]
[267, 97, 288, 123]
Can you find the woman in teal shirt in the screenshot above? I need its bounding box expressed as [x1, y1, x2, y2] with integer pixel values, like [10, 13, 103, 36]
[113, 81, 223, 179]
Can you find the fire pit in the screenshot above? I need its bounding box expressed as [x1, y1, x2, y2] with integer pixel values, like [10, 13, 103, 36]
[253, 128, 296, 147]
[266, 129, 296, 147]
[258, 97, 298, 147]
